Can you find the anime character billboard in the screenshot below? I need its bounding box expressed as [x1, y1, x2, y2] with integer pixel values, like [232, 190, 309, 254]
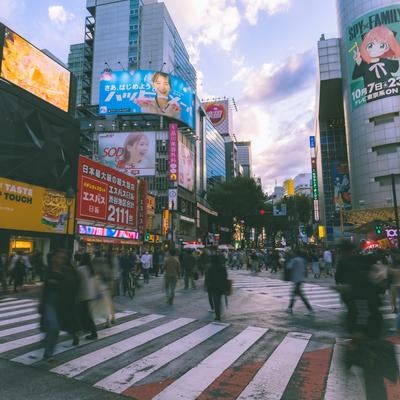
[331, 161, 351, 211]
[345, 6, 400, 109]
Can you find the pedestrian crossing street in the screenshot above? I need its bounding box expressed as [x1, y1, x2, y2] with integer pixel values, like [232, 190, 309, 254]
[0, 296, 399, 399]
[229, 270, 397, 319]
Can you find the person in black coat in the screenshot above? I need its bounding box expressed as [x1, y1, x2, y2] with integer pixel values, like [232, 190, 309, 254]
[205, 250, 227, 321]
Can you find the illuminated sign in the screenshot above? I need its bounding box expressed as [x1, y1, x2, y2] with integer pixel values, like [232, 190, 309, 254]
[0, 26, 70, 112]
[311, 158, 319, 200]
[162, 209, 170, 236]
[169, 123, 178, 181]
[168, 189, 178, 210]
[78, 224, 139, 240]
[309, 136, 315, 148]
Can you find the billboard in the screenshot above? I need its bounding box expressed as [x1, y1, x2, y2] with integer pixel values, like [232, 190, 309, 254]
[98, 70, 195, 129]
[98, 132, 156, 177]
[77, 156, 138, 228]
[0, 177, 74, 234]
[332, 161, 351, 211]
[169, 123, 179, 181]
[0, 26, 70, 112]
[203, 100, 230, 135]
[78, 224, 139, 240]
[178, 141, 194, 192]
[345, 5, 400, 109]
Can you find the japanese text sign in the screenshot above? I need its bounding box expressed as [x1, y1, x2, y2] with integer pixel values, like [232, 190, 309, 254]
[169, 123, 178, 182]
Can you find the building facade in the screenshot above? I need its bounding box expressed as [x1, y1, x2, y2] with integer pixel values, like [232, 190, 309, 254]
[294, 173, 312, 196]
[236, 141, 252, 178]
[205, 119, 226, 189]
[337, 0, 400, 210]
[315, 35, 349, 241]
[68, 43, 85, 106]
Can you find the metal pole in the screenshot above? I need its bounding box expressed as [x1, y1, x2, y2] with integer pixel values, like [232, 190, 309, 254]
[391, 174, 400, 248]
[65, 203, 71, 250]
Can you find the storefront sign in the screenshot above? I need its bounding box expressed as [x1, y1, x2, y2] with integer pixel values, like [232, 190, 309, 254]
[162, 209, 170, 236]
[78, 224, 139, 240]
[77, 156, 138, 228]
[137, 180, 147, 234]
[169, 123, 178, 181]
[0, 176, 74, 234]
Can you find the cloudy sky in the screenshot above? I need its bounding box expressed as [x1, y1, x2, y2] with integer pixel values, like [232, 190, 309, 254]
[0, 0, 338, 193]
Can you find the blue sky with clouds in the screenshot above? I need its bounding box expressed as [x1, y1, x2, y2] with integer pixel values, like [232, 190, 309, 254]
[0, 0, 338, 192]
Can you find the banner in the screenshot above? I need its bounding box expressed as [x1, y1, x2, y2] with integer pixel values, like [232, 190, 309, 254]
[345, 5, 400, 109]
[98, 70, 195, 129]
[0, 26, 70, 112]
[162, 209, 170, 236]
[0, 177, 74, 234]
[331, 161, 351, 211]
[169, 123, 178, 182]
[178, 141, 194, 191]
[98, 132, 156, 176]
[77, 156, 138, 228]
[168, 189, 178, 210]
[137, 180, 147, 234]
[203, 99, 230, 135]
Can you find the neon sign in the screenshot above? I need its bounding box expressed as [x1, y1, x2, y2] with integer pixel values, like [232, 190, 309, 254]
[78, 224, 139, 240]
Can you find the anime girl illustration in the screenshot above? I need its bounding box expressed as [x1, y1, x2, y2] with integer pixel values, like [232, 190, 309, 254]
[352, 25, 400, 89]
[134, 72, 181, 119]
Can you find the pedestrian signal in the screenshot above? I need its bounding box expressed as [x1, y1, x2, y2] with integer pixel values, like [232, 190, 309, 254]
[144, 232, 151, 241]
[375, 223, 382, 235]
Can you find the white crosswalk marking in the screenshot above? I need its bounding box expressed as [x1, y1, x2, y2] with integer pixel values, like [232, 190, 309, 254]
[95, 322, 230, 393]
[237, 332, 311, 400]
[153, 326, 268, 400]
[12, 312, 160, 365]
[0, 307, 38, 319]
[0, 299, 35, 308]
[324, 341, 366, 400]
[0, 322, 39, 338]
[0, 297, 17, 302]
[0, 313, 39, 327]
[51, 317, 195, 378]
[0, 302, 37, 313]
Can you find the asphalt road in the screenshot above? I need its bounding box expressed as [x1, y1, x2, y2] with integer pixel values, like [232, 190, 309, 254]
[0, 270, 398, 400]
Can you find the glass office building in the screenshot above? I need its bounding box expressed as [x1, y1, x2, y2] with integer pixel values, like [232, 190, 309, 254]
[205, 119, 226, 189]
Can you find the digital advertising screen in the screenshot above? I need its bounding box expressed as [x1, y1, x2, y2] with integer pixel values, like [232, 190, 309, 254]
[331, 161, 351, 211]
[178, 141, 194, 192]
[345, 5, 400, 109]
[98, 70, 195, 129]
[98, 131, 156, 177]
[0, 26, 71, 112]
[77, 156, 138, 229]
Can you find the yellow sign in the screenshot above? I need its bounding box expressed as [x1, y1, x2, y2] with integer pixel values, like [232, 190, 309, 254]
[318, 225, 326, 239]
[162, 209, 170, 236]
[0, 177, 74, 234]
[146, 194, 155, 216]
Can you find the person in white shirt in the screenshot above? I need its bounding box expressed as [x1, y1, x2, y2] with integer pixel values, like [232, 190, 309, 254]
[140, 251, 152, 284]
[323, 249, 333, 276]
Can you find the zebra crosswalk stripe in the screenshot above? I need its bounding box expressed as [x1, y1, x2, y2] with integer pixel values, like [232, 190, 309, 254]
[153, 326, 268, 400]
[0, 299, 35, 308]
[0, 322, 39, 338]
[0, 313, 39, 327]
[0, 307, 38, 319]
[324, 341, 366, 400]
[11, 311, 142, 365]
[0, 302, 37, 313]
[0, 297, 17, 302]
[94, 321, 230, 393]
[51, 317, 195, 378]
[237, 332, 312, 400]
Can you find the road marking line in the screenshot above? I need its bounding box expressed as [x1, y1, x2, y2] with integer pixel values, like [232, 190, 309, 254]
[51, 317, 195, 378]
[0, 322, 39, 338]
[0, 313, 39, 327]
[0, 298, 17, 302]
[324, 342, 366, 400]
[12, 312, 164, 365]
[0, 307, 37, 319]
[153, 326, 268, 400]
[95, 322, 230, 393]
[0, 299, 34, 308]
[0, 302, 37, 313]
[237, 332, 311, 400]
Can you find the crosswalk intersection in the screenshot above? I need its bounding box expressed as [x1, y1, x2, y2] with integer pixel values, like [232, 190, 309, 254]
[0, 296, 399, 399]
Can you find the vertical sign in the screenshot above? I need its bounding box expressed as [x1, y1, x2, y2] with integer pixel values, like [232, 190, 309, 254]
[311, 157, 320, 222]
[169, 123, 178, 182]
[162, 209, 170, 236]
[309, 136, 315, 148]
[137, 180, 147, 234]
[168, 188, 178, 210]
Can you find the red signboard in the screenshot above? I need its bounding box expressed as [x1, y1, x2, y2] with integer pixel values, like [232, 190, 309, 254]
[77, 156, 138, 228]
[169, 123, 178, 181]
[137, 180, 147, 234]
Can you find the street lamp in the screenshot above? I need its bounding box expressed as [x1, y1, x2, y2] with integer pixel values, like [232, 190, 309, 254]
[65, 187, 75, 250]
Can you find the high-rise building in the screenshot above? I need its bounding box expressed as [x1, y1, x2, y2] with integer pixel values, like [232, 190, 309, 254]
[336, 0, 400, 211]
[69, 0, 196, 106]
[294, 173, 312, 196]
[315, 35, 349, 241]
[236, 141, 252, 178]
[68, 43, 85, 106]
[224, 141, 239, 181]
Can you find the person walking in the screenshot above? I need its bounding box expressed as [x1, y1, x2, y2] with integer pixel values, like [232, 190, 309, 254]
[182, 249, 196, 290]
[0, 252, 7, 293]
[40, 249, 80, 361]
[206, 250, 228, 321]
[286, 250, 314, 316]
[163, 248, 180, 305]
[9, 252, 26, 292]
[323, 248, 333, 277]
[141, 250, 152, 284]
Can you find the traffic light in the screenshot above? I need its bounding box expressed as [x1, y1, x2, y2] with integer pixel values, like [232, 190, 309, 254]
[375, 223, 382, 235]
[144, 232, 151, 241]
[259, 209, 266, 216]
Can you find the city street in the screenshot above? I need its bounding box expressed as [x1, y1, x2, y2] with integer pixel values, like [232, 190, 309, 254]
[0, 271, 399, 400]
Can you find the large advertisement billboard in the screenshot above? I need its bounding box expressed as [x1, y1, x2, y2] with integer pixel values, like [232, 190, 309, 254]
[178, 141, 194, 192]
[98, 70, 195, 129]
[345, 5, 400, 109]
[332, 161, 351, 211]
[98, 132, 156, 177]
[203, 99, 230, 135]
[77, 156, 138, 229]
[0, 177, 74, 234]
[0, 26, 70, 112]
